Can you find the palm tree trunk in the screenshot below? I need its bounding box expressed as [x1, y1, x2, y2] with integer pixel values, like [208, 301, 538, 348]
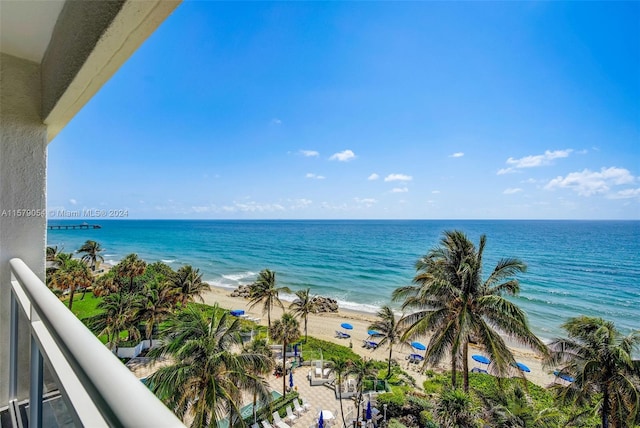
[451, 351, 457, 389]
[462, 342, 469, 393]
[338, 374, 346, 428]
[602, 388, 609, 428]
[387, 345, 393, 378]
[304, 317, 308, 342]
[282, 339, 287, 398]
[68, 289, 75, 310]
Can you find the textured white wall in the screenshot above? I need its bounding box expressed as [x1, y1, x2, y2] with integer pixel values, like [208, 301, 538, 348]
[0, 53, 47, 403]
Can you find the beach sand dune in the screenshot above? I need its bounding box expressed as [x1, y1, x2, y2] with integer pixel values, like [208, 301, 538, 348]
[201, 286, 557, 388]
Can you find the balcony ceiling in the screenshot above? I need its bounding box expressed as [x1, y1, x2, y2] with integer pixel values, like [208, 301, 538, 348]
[0, 0, 66, 63]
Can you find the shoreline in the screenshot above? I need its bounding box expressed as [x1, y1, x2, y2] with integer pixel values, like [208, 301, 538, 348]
[201, 284, 557, 388]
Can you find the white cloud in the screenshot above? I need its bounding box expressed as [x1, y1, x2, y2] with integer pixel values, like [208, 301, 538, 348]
[290, 198, 313, 209]
[329, 149, 356, 162]
[271, 118, 282, 125]
[368, 173, 379, 181]
[450, 152, 464, 158]
[69, 199, 77, 205]
[384, 173, 413, 182]
[222, 201, 286, 213]
[498, 149, 572, 175]
[545, 167, 635, 196]
[392, 187, 409, 193]
[305, 173, 325, 180]
[431, 190, 440, 194]
[503, 188, 523, 195]
[300, 150, 319, 157]
[354, 197, 378, 207]
[608, 188, 640, 199]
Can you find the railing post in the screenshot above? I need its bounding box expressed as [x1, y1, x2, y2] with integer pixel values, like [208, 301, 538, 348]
[30, 335, 43, 428]
[9, 292, 18, 400]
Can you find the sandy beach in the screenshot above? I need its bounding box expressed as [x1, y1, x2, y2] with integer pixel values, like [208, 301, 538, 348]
[201, 285, 557, 388]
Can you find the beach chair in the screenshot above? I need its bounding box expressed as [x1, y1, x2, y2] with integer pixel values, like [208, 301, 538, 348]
[252, 423, 261, 428]
[273, 412, 291, 428]
[293, 398, 305, 415]
[302, 397, 311, 410]
[262, 421, 274, 428]
[286, 406, 298, 424]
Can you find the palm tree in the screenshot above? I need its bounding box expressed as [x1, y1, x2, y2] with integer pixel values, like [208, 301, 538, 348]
[369, 305, 407, 378]
[137, 282, 177, 346]
[248, 269, 291, 331]
[116, 253, 147, 293]
[88, 292, 141, 351]
[435, 388, 478, 428]
[77, 239, 104, 272]
[244, 339, 275, 423]
[545, 316, 640, 428]
[149, 305, 272, 427]
[269, 312, 300, 398]
[329, 357, 350, 428]
[49, 258, 92, 309]
[394, 230, 546, 392]
[171, 265, 210, 306]
[348, 358, 377, 423]
[290, 288, 317, 342]
[92, 270, 121, 297]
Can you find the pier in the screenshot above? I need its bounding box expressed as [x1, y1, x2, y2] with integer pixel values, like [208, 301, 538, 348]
[48, 223, 101, 230]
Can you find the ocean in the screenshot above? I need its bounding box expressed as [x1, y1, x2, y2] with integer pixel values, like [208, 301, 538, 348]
[47, 220, 640, 342]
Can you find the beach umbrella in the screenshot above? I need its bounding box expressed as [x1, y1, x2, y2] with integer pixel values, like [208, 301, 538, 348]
[410, 341, 426, 351]
[341, 323, 353, 330]
[553, 370, 575, 382]
[367, 330, 380, 337]
[472, 355, 491, 365]
[366, 400, 372, 421]
[294, 344, 298, 357]
[318, 411, 324, 428]
[515, 362, 531, 373]
[289, 370, 294, 388]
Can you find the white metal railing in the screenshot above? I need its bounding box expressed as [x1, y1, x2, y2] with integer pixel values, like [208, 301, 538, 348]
[9, 258, 184, 428]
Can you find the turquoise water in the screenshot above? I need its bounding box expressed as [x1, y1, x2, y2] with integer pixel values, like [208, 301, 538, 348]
[48, 220, 640, 341]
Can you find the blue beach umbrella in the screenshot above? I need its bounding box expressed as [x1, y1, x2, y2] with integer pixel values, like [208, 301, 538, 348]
[515, 362, 531, 373]
[341, 323, 353, 330]
[368, 330, 381, 337]
[411, 341, 426, 351]
[289, 370, 294, 388]
[366, 400, 372, 421]
[472, 355, 491, 365]
[318, 411, 324, 428]
[554, 370, 575, 382]
[294, 344, 299, 356]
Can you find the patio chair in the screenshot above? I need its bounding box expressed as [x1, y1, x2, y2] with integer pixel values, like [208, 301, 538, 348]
[262, 421, 274, 428]
[293, 398, 305, 415]
[302, 397, 311, 410]
[286, 406, 298, 424]
[273, 412, 291, 428]
[252, 423, 261, 428]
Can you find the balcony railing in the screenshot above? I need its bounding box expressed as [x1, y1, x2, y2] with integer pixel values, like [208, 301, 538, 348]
[8, 258, 184, 427]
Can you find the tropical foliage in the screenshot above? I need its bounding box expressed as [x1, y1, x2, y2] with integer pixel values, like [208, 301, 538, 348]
[545, 316, 640, 428]
[248, 269, 291, 330]
[269, 312, 300, 397]
[394, 230, 546, 392]
[49, 258, 92, 309]
[149, 305, 273, 427]
[290, 288, 317, 341]
[77, 239, 105, 271]
[369, 305, 408, 378]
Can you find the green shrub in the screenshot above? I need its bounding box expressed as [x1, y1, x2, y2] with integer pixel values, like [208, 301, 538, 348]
[302, 337, 361, 362]
[387, 419, 408, 428]
[376, 392, 406, 417]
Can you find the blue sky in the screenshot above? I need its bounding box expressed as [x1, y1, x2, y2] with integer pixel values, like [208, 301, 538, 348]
[48, 1, 640, 219]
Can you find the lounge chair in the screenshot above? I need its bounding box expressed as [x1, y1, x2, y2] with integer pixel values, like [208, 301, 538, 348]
[273, 412, 291, 428]
[262, 421, 274, 428]
[293, 398, 305, 415]
[286, 406, 298, 424]
[253, 423, 261, 428]
[302, 397, 311, 410]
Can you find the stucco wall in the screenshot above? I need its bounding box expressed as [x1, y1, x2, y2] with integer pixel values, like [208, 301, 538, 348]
[0, 53, 47, 403]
